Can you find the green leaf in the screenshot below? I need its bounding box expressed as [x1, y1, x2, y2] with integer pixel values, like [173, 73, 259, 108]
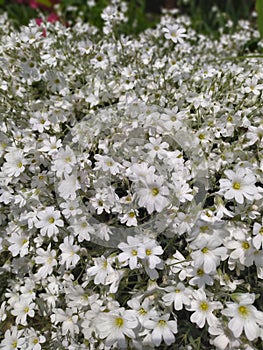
[256, 0, 263, 38]
[36, 0, 53, 7]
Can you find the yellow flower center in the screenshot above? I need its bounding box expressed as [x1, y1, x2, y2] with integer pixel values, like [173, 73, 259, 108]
[242, 241, 250, 250]
[12, 341, 17, 348]
[151, 187, 159, 196]
[115, 317, 124, 327]
[197, 268, 204, 276]
[128, 211, 135, 218]
[199, 301, 209, 311]
[201, 247, 209, 254]
[48, 217, 55, 224]
[200, 225, 209, 233]
[233, 182, 241, 190]
[131, 249, 137, 256]
[24, 306, 29, 313]
[33, 338, 39, 344]
[259, 227, 263, 235]
[238, 305, 249, 317]
[47, 257, 54, 264]
[146, 249, 152, 256]
[158, 319, 167, 327]
[17, 161, 23, 168]
[139, 308, 147, 315]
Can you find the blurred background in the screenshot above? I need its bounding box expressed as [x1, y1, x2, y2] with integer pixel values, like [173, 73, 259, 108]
[0, 0, 256, 35]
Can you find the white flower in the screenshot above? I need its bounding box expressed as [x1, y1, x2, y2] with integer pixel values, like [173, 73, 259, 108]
[144, 313, 178, 347]
[170, 177, 194, 203]
[163, 24, 187, 44]
[39, 135, 62, 155]
[29, 111, 51, 133]
[35, 245, 57, 279]
[59, 236, 80, 269]
[35, 206, 64, 238]
[60, 200, 82, 219]
[221, 293, 263, 341]
[219, 168, 259, 204]
[86, 256, 115, 285]
[45, 70, 67, 93]
[51, 146, 76, 177]
[136, 174, 170, 214]
[26, 329, 46, 350]
[225, 236, 255, 268]
[190, 236, 228, 274]
[94, 154, 121, 175]
[7, 232, 29, 257]
[96, 308, 138, 349]
[126, 162, 156, 182]
[51, 308, 79, 337]
[144, 136, 169, 159]
[127, 297, 158, 325]
[118, 235, 142, 270]
[11, 299, 35, 326]
[243, 76, 263, 95]
[137, 237, 163, 269]
[252, 220, 263, 249]
[209, 321, 241, 350]
[58, 173, 81, 200]
[0, 326, 25, 350]
[188, 289, 222, 328]
[187, 267, 215, 288]
[119, 209, 138, 227]
[69, 217, 94, 242]
[166, 250, 190, 281]
[2, 149, 27, 178]
[162, 282, 192, 310]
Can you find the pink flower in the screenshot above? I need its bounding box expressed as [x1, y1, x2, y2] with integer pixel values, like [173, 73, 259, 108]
[29, 0, 39, 9]
[47, 12, 60, 23]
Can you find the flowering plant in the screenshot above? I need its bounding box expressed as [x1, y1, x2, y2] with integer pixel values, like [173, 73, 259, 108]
[0, 1, 263, 349]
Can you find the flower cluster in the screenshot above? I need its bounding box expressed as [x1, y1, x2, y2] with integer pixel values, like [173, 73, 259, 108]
[0, 2, 263, 349]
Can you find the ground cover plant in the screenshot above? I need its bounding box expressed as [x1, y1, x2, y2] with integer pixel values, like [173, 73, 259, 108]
[0, 1, 263, 349]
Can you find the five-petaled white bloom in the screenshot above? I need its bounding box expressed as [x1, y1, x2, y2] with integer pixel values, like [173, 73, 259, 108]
[59, 236, 80, 269]
[163, 24, 187, 44]
[2, 149, 27, 178]
[144, 313, 178, 347]
[35, 206, 64, 237]
[136, 174, 170, 214]
[11, 299, 35, 326]
[96, 308, 138, 349]
[162, 282, 192, 310]
[188, 289, 222, 328]
[219, 168, 259, 204]
[190, 236, 228, 273]
[35, 244, 57, 279]
[221, 293, 263, 341]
